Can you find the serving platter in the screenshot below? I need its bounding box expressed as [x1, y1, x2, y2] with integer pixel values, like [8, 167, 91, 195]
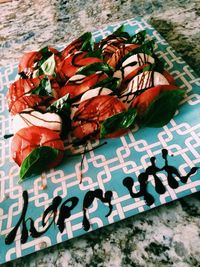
[0, 17, 200, 264]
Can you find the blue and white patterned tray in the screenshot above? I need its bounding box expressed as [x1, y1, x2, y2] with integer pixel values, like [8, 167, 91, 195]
[0, 17, 200, 264]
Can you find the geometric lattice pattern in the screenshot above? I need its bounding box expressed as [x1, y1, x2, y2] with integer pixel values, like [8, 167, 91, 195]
[0, 17, 199, 264]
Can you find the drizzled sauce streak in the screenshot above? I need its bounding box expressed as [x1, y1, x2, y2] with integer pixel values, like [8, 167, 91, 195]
[82, 189, 113, 231]
[5, 191, 29, 245]
[123, 149, 199, 206]
[56, 197, 79, 233]
[4, 192, 75, 244]
[3, 134, 13, 139]
[4, 149, 198, 244]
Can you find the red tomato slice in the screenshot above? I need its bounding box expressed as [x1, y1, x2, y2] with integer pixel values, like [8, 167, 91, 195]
[7, 76, 59, 115]
[10, 95, 52, 115]
[72, 95, 126, 139]
[162, 70, 176, 85]
[131, 84, 179, 115]
[18, 47, 60, 77]
[61, 37, 86, 59]
[99, 36, 128, 50]
[18, 51, 42, 76]
[56, 51, 103, 84]
[11, 126, 64, 167]
[7, 76, 43, 112]
[59, 72, 108, 98]
[107, 44, 140, 69]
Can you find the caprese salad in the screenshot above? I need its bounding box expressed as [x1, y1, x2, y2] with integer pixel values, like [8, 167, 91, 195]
[6, 25, 184, 182]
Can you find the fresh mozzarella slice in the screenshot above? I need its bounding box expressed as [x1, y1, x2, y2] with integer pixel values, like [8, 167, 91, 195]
[69, 74, 86, 83]
[122, 53, 155, 78]
[80, 87, 113, 102]
[70, 87, 113, 119]
[120, 71, 169, 107]
[113, 70, 123, 84]
[13, 108, 62, 134]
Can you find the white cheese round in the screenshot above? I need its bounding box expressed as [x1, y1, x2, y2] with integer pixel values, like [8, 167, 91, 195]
[13, 108, 62, 133]
[122, 53, 155, 78]
[120, 71, 169, 107]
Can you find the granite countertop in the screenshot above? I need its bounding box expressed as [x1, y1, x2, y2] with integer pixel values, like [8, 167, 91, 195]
[0, 1, 200, 266]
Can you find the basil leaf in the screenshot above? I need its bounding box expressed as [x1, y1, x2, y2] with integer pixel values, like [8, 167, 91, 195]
[19, 146, 59, 182]
[100, 107, 137, 138]
[116, 40, 155, 69]
[139, 89, 185, 127]
[77, 62, 114, 76]
[94, 77, 120, 92]
[47, 93, 70, 114]
[84, 49, 102, 59]
[33, 54, 56, 78]
[80, 32, 94, 52]
[31, 76, 52, 96]
[112, 25, 130, 39]
[128, 30, 146, 44]
[37, 46, 53, 67]
[113, 25, 126, 34]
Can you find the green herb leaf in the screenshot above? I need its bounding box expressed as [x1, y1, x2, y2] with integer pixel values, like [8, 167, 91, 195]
[37, 46, 54, 67]
[94, 77, 120, 92]
[116, 40, 155, 69]
[47, 93, 70, 114]
[112, 24, 130, 39]
[33, 54, 56, 78]
[19, 146, 59, 182]
[128, 30, 146, 44]
[77, 62, 114, 76]
[100, 107, 137, 138]
[84, 49, 103, 59]
[139, 89, 185, 127]
[113, 25, 126, 34]
[80, 32, 94, 52]
[31, 76, 52, 96]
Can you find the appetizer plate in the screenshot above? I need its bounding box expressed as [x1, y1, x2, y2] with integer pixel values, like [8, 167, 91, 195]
[0, 17, 200, 264]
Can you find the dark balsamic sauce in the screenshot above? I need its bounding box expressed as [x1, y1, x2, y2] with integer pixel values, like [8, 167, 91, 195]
[82, 189, 113, 231]
[3, 134, 14, 139]
[4, 149, 198, 244]
[5, 192, 79, 244]
[123, 149, 198, 206]
[5, 191, 29, 245]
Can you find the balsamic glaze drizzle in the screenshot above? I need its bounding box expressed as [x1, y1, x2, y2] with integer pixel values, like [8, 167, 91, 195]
[3, 134, 14, 139]
[123, 149, 198, 206]
[82, 189, 113, 231]
[4, 149, 198, 244]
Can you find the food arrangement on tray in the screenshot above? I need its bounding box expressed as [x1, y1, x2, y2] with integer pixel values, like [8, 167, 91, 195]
[6, 25, 184, 182]
[1, 18, 199, 265]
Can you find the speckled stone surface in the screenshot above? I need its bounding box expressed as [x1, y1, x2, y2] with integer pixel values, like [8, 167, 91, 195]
[0, 1, 200, 266]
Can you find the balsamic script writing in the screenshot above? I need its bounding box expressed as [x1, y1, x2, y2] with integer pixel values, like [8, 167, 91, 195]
[4, 149, 198, 245]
